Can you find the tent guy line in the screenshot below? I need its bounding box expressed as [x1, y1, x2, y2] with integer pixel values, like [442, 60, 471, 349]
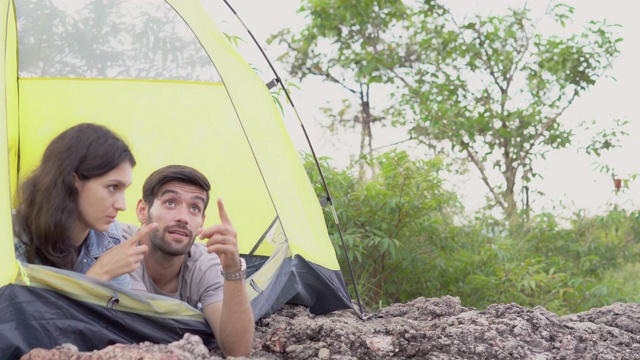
[222, 0, 366, 319]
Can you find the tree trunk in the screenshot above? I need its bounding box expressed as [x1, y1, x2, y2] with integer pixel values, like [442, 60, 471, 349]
[358, 88, 375, 179]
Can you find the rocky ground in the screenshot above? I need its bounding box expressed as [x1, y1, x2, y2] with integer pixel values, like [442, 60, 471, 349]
[21, 296, 640, 359]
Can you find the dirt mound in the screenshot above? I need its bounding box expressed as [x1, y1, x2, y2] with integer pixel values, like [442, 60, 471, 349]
[21, 296, 640, 359]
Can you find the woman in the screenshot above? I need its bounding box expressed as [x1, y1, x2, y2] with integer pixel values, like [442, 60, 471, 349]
[13, 123, 154, 287]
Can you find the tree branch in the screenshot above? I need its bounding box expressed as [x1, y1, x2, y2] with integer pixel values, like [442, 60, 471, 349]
[519, 89, 578, 165]
[462, 142, 506, 211]
[281, 41, 359, 94]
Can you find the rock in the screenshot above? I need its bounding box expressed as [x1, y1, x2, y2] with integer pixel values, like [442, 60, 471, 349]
[20, 296, 640, 359]
[561, 302, 640, 335]
[21, 333, 215, 360]
[317, 347, 331, 359]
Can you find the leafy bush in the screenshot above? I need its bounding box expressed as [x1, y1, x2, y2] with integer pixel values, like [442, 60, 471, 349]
[304, 150, 640, 315]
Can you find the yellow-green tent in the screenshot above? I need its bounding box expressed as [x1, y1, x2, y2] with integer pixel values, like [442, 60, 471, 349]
[0, 0, 352, 356]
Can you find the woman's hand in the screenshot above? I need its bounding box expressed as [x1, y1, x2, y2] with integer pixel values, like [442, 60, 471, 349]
[86, 222, 157, 281]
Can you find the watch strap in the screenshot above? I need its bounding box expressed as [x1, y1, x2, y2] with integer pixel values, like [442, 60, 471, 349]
[220, 257, 246, 281]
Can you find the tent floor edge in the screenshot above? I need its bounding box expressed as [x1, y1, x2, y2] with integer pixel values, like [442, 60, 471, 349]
[249, 255, 353, 320]
[0, 284, 216, 357]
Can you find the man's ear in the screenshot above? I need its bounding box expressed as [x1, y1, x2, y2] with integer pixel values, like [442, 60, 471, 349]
[136, 199, 149, 224]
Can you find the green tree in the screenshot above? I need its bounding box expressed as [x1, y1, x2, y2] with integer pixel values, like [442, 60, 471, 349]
[386, 3, 622, 219]
[270, 0, 418, 178]
[276, 1, 622, 219]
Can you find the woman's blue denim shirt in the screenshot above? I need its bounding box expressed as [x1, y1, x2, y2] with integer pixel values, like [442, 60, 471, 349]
[14, 220, 131, 288]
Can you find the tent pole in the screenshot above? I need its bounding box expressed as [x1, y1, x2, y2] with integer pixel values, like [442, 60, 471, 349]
[222, 0, 367, 320]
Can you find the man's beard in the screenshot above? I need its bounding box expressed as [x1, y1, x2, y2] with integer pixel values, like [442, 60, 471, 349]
[147, 214, 194, 256]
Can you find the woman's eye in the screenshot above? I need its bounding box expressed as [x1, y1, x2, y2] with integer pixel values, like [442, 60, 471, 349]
[108, 185, 117, 192]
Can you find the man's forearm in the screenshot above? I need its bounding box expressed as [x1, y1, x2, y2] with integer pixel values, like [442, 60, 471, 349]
[210, 280, 255, 357]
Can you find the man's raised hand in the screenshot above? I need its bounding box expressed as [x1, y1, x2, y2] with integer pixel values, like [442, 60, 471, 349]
[199, 198, 241, 273]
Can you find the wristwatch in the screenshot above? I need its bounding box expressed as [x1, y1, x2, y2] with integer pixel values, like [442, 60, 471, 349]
[220, 257, 246, 281]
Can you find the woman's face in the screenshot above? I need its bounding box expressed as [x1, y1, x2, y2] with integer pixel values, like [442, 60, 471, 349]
[75, 161, 133, 233]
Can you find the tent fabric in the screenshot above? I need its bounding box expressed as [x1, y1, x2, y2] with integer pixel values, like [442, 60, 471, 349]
[0, 285, 213, 357]
[0, 0, 18, 286]
[245, 243, 353, 318]
[0, 264, 218, 359]
[0, 0, 354, 356]
[250, 254, 355, 318]
[0, 265, 217, 357]
[12, 263, 215, 320]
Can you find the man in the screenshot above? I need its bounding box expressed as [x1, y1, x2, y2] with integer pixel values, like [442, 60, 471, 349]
[122, 165, 254, 357]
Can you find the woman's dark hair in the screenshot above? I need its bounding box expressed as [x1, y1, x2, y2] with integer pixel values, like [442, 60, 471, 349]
[14, 123, 136, 269]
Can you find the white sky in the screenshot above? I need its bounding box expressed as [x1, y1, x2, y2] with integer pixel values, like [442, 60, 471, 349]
[205, 0, 640, 217]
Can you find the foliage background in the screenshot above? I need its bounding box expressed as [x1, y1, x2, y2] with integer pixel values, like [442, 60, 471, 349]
[305, 153, 640, 315]
[281, 0, 640, 316]
[208, 0, 640, 315]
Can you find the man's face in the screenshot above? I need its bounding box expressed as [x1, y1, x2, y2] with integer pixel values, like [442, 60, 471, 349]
[144, 181, 207, 256]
